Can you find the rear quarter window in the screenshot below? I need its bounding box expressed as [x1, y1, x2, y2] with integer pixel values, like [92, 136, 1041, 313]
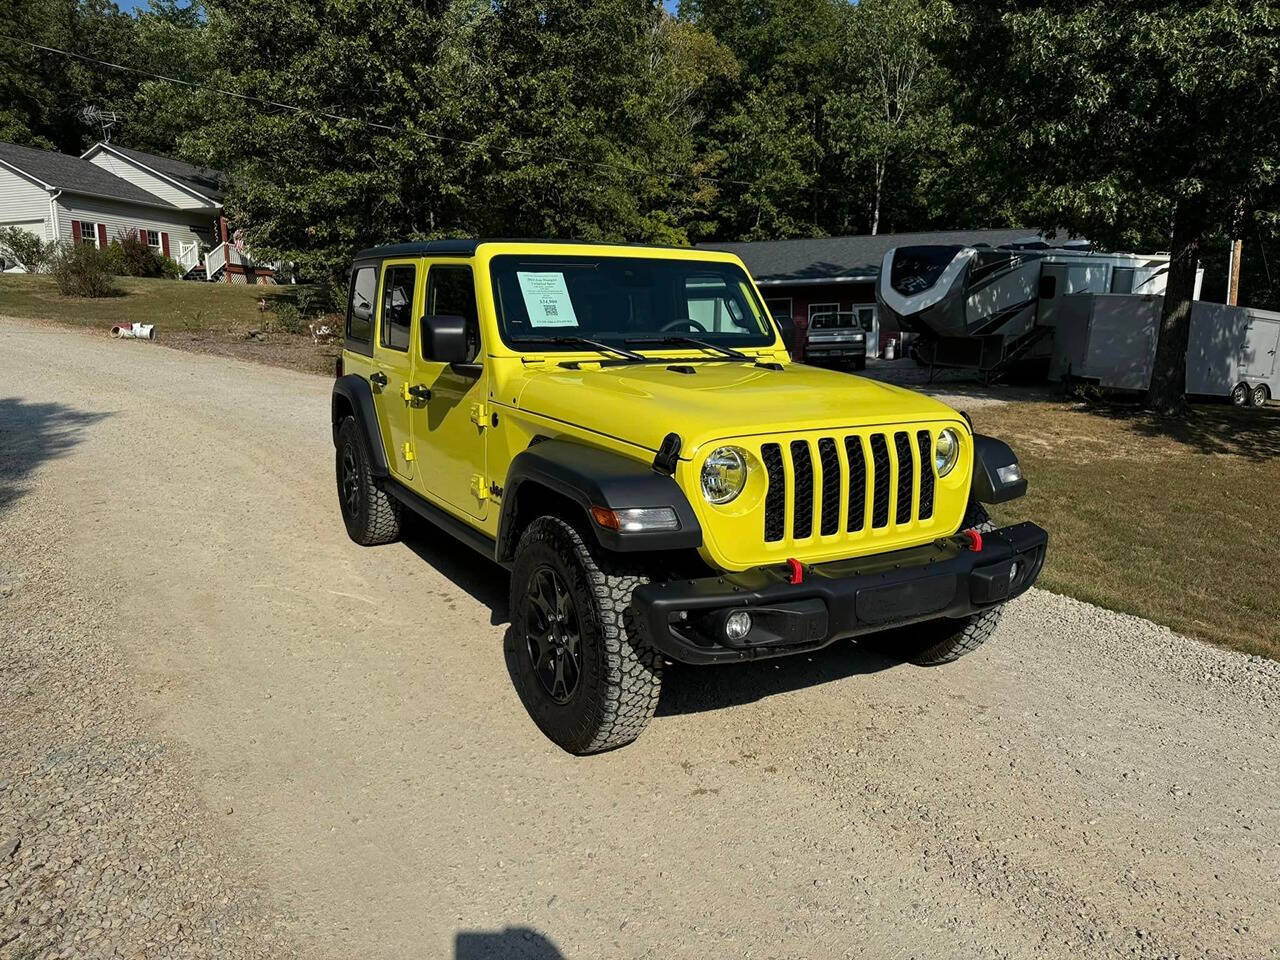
[347, 266, 378, 342]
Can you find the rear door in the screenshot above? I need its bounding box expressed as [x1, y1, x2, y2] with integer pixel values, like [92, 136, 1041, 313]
[372, 258, 421, 482]
[411, 261, 489, 520]
[1243, 318, 1280, 380]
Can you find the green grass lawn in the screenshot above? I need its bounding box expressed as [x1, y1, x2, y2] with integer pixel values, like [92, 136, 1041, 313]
[0, 273, 340, 374]
[0, 272, 295, 330]
[982, 397, 1280, 660]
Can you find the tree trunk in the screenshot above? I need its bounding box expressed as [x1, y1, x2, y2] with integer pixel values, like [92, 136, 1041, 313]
[870, 161, 885, 236]
[1146, 198, 1204, 416]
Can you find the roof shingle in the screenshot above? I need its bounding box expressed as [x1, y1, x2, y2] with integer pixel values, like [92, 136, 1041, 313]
[103, 144, 227, 204]
[0, 141, 177, 208]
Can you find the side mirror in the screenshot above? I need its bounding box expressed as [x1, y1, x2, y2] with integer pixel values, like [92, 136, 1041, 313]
[422, 314, 470, 364]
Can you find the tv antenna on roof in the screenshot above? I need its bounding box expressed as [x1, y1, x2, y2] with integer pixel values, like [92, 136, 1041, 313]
[79, 106, 122, 142]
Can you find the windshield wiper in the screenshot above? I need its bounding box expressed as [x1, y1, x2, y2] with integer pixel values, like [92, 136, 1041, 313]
[624, 336, 750, 360]
[514, 336, 644, 362]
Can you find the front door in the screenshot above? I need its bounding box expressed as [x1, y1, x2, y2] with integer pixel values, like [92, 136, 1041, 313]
[372, 259, 421, 482]
[411, 261, 489, 521]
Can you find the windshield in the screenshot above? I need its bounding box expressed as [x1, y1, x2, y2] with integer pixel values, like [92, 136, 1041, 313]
[490, 255, 778, 351]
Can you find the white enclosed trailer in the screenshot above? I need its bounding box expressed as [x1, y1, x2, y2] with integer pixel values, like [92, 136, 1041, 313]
[1049, 294, 1279, 405]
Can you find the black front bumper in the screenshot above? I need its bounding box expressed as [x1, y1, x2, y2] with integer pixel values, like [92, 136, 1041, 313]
[632, 522, 1047, 664]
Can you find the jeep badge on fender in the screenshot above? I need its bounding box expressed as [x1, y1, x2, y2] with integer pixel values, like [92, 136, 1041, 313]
[331, 240, 1047, 754]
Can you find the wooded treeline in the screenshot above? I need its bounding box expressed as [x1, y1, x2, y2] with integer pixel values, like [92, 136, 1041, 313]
[3, 0, 1279, 331]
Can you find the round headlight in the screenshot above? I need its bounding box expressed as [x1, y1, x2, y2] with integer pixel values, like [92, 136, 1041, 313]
[935, 428, 961, 476]
[700, 446, 749, 505]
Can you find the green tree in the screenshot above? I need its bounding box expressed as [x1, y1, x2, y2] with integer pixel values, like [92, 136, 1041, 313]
[961, 1, 1280, 413]
[824, 0, 962, 235]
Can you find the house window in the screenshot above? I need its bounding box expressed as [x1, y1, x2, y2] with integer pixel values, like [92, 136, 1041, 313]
[145, 230, 161, 251]
[79, 222, 99, 248]
[808, 302, 840, 326]
[765, 298, 792, 323]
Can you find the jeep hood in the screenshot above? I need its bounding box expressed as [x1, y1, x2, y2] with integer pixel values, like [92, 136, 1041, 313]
[513, 361, 964, 456]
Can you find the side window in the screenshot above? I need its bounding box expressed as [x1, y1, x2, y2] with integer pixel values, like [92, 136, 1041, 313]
[380, 264, 416, 351]
[1038, 275, 1057, 300]
[425, 265, 480, 362]
[685, 275, 750, 333]
[347, 266, 377, 342]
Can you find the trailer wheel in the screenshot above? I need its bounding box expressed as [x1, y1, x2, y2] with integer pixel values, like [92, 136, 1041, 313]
[1249, 384, 1269, 407]
[1231, 383, 1249, 406]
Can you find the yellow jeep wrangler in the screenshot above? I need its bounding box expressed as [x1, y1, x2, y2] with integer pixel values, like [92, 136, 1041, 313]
[332, 240, 1046, 754]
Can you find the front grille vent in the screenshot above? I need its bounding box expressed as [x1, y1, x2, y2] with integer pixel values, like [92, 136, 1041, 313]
[761, 429, 939, 542]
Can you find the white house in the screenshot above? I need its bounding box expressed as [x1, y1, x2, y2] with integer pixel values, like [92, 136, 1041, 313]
[0, 140, 276, 283]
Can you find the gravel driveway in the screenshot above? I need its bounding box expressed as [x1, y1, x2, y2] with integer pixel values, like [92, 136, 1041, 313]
[2, 318, 1278, 960]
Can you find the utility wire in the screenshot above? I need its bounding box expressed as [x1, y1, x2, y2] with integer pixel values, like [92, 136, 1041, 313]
[2, 33, 773, 190]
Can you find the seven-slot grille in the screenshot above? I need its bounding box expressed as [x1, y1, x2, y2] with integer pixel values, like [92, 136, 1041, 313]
[762, 430, 938, 543]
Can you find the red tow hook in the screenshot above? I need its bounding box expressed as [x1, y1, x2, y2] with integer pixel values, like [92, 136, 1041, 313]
[961, 528, 984, 552]
[787, 557, 804, 584]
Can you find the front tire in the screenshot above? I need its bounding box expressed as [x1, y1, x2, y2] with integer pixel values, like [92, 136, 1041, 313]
[335, 416, 402, 546]
[507, 516, 662, 754]
[1231, 382, 1249, 406]
[866, 502, 1004, 665]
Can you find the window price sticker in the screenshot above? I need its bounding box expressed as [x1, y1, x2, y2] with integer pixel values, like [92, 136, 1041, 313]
[517, 271, 578, 328]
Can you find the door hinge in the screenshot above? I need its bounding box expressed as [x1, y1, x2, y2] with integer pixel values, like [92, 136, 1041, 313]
[402, 441, 416, 463]
[470, 474, 489, 500]
[470, 402, 488, 428]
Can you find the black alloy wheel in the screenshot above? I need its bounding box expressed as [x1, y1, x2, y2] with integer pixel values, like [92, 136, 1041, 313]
[524, 565, 582, 703]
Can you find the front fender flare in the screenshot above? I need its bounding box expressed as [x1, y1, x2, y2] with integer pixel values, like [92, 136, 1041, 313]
[971, 434, 1027, 503]
[496, 439, 702, 561]
[332, 374, 389, 477]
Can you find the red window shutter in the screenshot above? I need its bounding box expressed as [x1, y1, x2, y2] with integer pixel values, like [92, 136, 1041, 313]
[161, 232, 170, 257]
[96, 224, 108, 248]
[139, 225, 147, 243]
[71, 221, 82, 244]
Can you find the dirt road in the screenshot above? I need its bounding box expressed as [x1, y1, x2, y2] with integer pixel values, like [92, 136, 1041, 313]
[2, 318, 1278, 960]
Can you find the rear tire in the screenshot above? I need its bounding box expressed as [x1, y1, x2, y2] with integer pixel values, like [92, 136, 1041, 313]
[865, 502, 1004, 666]
[507, 516, 662, 754]
[1249, 384, 1268, 407]
[335, 416, 402, 546]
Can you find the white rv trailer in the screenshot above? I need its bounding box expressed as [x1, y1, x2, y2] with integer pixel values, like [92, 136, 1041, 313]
[1052, 294, 1278, 405]
[875, 239, 1200, 381]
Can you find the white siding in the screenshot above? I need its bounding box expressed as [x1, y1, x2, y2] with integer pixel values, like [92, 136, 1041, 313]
[0, 165, 54, 241]
[86, 149, 214, 210]
[55, 195, 217, 254]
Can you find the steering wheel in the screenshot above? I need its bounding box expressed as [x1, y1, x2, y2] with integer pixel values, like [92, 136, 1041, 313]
[660, 318, 707, 333]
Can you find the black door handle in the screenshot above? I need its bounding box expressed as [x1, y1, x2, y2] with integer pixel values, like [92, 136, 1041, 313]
[407, 384, 431, 401]
[369, 371, 388, 388]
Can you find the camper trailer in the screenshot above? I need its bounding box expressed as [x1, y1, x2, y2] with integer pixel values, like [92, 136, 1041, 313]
[876, 239, 1195, 381]
[1052, 295, 1278, 405]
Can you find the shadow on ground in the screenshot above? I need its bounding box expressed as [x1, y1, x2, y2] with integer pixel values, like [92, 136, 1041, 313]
[657, 642, 898, 715]
[455, 926, 565, 959]
[401, 515, 903, 715]
[0, 397, 112, 515]
[1077, 398, 1280, 461]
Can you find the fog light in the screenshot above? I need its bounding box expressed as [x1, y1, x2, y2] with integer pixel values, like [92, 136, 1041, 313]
[724, 610, 752, 642]
[1009, 561, 1021, 584]
[996, 463, 1022, 485]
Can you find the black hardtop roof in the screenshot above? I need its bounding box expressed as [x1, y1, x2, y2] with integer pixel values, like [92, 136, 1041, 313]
[353, 238, 709, 260]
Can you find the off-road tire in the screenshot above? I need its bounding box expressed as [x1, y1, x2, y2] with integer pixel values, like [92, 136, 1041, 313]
[1249, 384, 1269, 407]
[868, 502, 1004, 666]
[507, 516, 662, 755]
[335, 416, 402, 546]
